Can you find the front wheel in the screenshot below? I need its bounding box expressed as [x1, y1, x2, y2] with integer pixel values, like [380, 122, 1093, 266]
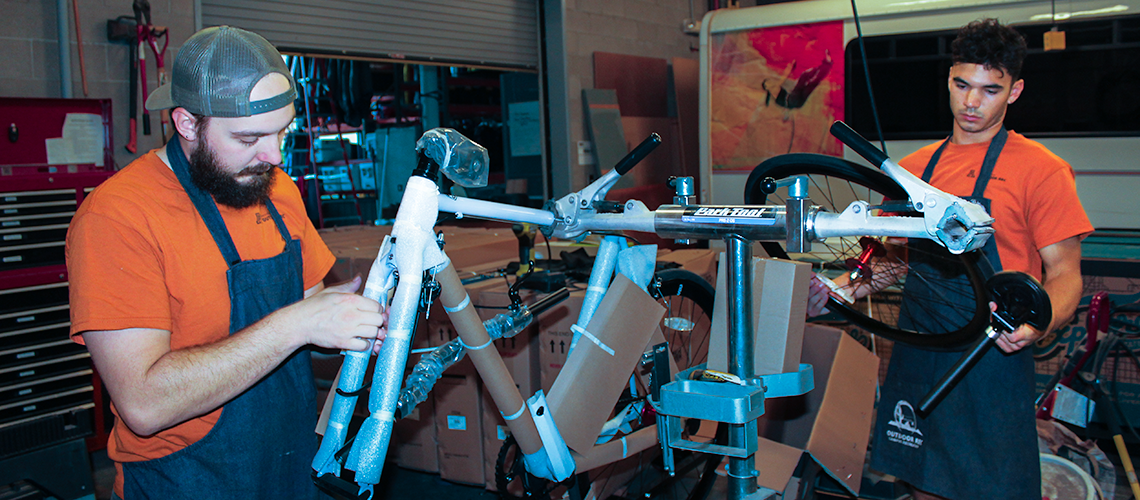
[744, 153, 990, 350]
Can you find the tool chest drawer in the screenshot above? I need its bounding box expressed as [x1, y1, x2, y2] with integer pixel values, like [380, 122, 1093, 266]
[0, 353, 91, 387]
[0, 282, 70, 335]
[0, 384, 93, 425]
[0, 191, 77, 272]
[0, 370, 91, 408]
[0, 338, 85, 369]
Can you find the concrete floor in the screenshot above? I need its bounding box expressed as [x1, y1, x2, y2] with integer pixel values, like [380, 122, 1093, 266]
[91, 449, 495, 500]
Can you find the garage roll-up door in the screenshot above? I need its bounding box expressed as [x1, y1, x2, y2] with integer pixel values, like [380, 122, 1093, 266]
[200, 0, 539, 70]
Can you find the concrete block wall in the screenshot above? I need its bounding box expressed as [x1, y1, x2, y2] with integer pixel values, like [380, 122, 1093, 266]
[3, 0, 704, 185]
[561, 0, 704, 189]
[1, 0, 196, 170]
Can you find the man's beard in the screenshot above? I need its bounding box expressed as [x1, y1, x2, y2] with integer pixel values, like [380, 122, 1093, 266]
[188, 137, 275, 209]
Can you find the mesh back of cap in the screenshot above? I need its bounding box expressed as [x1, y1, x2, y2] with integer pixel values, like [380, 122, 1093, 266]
[171, 26, 294, 117]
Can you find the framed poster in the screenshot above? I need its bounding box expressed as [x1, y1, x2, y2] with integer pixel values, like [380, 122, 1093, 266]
[709, 21, 845, 171]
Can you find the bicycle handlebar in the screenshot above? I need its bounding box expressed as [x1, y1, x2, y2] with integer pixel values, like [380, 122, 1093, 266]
[830, 121, 888, 168]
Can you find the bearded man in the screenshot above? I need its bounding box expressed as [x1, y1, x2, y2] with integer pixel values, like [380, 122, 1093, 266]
[66, 26, 387, 500]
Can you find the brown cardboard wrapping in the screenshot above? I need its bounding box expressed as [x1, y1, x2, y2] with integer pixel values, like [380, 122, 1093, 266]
[434, 373, 485, 485]
[708, 256, 811, 376]
[753, 324, 879, 496]
[547, 274, 665, 453]
[475, 286, 542, 491]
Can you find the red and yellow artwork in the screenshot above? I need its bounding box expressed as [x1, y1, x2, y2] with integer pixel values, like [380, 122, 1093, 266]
[710, 21, 845, 171]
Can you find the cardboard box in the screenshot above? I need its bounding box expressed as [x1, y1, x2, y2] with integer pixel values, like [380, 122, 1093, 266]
[319, 225, 521, 284]
[434, 373, 485, 485]
[708, 256, 811, 376]
[752, 324, 879, 496]
[547, 274, 665, 453]
[390, 390, 439, 472]
[536, 290, 584, 393]
[658, 248, 719, 286]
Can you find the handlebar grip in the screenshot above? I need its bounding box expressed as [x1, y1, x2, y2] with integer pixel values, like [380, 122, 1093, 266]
[830, 121, 889, 168]
[917, 331, 997, 417]
[614, 133, 662, 176]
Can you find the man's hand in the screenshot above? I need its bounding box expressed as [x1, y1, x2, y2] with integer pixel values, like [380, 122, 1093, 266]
[279, 276, 388, 353]
[808, 275, 833, 317]
[993, 236, 1083, 354]
[990, 301, 1043, 353]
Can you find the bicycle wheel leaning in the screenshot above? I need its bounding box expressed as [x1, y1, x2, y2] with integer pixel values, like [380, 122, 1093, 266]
[495, 268, 723, 500]
[744, 153, 990, 350]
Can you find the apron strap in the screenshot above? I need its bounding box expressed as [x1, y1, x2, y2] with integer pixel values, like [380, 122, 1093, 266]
[922, 127, 1008, 198]
[972, 127, 1007, 199]
[166, 138, 291, 267]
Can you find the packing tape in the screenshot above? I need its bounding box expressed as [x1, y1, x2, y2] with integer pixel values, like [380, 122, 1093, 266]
[388, 328, 412, 341]
[459, 336, 494, 351]
[587, 285, 607, 294]
[444, 294, 471, 313]
[571, 324, 614, 356]
[502, 403, 527, 421]
[375, 410, 395, 423]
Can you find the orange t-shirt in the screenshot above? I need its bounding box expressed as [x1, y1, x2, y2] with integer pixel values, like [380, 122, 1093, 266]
[66, 150, 335, 467]
[899, 130, 1093, 279]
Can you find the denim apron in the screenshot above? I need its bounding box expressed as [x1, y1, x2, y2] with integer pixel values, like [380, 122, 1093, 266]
[870, 128, 1040, 499]
[119, 138, 319, 499]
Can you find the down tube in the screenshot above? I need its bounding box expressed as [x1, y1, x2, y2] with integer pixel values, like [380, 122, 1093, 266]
[433, 260, 544, 457]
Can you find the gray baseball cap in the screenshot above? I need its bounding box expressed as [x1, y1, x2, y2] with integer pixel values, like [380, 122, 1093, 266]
[145, 26, 296, 117]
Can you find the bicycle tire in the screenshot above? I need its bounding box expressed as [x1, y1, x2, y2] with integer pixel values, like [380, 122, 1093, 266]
[494, 269, 723, 500]
[744, 153, 989, 350]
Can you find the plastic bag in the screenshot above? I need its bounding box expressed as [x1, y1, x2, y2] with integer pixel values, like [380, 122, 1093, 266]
[415, 128, 489, 188]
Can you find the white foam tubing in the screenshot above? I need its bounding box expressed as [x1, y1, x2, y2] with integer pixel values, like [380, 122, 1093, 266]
[350, 176, 443, 485]
[438, 195, 555, 226]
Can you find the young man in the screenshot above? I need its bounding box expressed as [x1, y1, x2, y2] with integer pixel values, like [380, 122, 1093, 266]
[808, 19, 1091, 499]
[66, 26, 387, 499]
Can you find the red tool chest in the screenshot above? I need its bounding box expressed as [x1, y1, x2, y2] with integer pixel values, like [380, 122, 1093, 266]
[0, 97, 115, 459]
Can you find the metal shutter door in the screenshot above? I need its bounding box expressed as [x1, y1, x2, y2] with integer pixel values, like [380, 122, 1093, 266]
[200, 0, 539, 70]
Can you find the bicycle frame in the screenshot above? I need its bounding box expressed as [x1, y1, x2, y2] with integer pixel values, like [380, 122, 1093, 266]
[312, 123, 996, 499]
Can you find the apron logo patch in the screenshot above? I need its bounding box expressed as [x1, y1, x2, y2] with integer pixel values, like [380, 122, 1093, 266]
[886, 400, 924, 449]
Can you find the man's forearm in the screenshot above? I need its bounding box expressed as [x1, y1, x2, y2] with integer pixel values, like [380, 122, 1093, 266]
[1043, 268, 1082, 335]
[101, 316, 302, 436]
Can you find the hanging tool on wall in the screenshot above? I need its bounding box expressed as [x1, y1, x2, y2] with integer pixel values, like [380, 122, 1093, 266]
[73, 0, 89, 96]
[139, 0, 169, 142]
[106, 15, 138, 153]
[133, 0, 152, 136]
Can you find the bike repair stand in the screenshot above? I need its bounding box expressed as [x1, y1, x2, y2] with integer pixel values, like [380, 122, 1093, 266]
[655, 178, 814, 500]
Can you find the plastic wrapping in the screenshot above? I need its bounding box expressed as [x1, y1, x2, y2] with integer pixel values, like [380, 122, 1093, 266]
[345, 175, 443, 493]
[416, 128, 489, 188]
[395, 306, 535, 417]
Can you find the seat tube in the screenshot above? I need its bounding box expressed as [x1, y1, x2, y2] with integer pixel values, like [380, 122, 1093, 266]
[726, 235, 758, 499]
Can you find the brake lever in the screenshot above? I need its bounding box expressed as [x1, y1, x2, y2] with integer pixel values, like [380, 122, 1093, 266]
[829, 121, 995, 254]
[548, 134, 661, 233]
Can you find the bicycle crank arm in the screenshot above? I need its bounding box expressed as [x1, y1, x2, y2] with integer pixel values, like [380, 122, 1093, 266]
[917, 271, 1051, 417]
